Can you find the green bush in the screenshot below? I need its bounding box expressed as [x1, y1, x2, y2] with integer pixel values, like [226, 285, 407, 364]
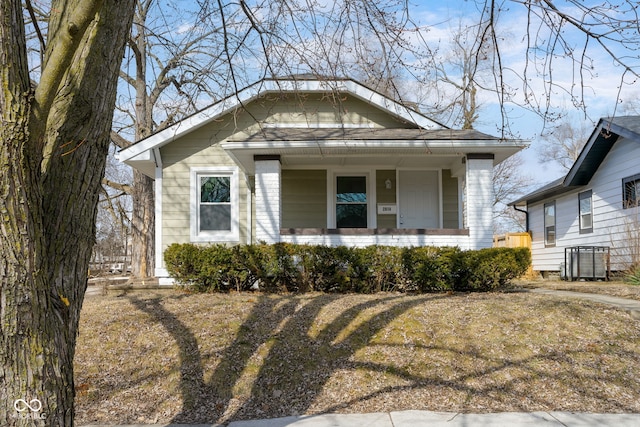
[163, 243, 531, 294]
[453, 247, 531, 291]
[164, 243, 254, 292]
[402, 246, 461, 292]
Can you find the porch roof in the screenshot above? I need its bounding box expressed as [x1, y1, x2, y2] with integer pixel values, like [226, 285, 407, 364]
[222, 128, 526, 174]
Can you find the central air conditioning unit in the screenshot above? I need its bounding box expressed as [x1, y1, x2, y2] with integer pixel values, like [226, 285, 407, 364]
[563, 246, 610, 281]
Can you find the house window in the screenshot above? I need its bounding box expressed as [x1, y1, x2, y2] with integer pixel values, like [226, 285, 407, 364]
[623, 173, 640, 209]
[578, 190, 593, 233]
[544, 201, 556, 246]
[336, 176, 367, 228]
[200, 176, 231, 231]
[191, 167, 239, 242]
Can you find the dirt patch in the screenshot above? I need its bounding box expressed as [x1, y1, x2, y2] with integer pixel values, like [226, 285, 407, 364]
[75, 290, 640, 425]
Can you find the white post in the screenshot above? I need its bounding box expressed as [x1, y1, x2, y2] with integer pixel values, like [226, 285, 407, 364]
[254, 156, 281, 244]
[466, 154, 494, 249]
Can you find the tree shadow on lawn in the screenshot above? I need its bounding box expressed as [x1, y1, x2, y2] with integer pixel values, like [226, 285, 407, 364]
[129, 293, 442, 423]
[129, 293, 640, 424]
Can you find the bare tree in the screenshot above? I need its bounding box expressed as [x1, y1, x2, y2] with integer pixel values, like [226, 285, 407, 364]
[538, 119, 592, 172]
[493, 154, 534, 233]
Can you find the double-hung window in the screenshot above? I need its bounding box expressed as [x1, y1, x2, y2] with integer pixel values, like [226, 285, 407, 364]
[578, 190, 593, 233]
[544, 201, 556, 246]
[191, 167, 239, 242]
[623, 173, 640, 209]
[336, 176, 368, 228]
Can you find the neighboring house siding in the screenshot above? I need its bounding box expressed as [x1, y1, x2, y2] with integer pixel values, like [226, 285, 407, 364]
[282, 170, 327, 228]
[529, 136, 640, 272]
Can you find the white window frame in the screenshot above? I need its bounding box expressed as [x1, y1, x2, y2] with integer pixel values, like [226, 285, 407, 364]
[578, 190, 593, 233]
[190, 167, 239, 242]
[327, 170, 376, 229]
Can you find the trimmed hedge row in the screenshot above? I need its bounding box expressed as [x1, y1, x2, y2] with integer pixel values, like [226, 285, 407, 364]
[164, 243, 531, 293]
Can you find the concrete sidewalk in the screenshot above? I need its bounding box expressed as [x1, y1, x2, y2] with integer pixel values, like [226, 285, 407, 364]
[529, 288, 640, 319]
[81, 410, 640, 427]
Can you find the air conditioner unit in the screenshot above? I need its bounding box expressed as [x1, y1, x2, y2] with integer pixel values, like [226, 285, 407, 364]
[564, 246, 610, 281]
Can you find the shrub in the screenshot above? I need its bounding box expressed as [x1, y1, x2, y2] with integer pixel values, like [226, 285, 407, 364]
[626, 265, 640, 286]
[164, 243, 254, 292]
[453, 247, 531, 291]
[402, 246, 460, 292]
[358, 246, 405, 292]
[164, 243, 531, 294]
[164, 243, 202, 288]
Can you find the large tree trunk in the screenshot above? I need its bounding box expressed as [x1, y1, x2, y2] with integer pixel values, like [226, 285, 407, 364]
[0, 1, 135, 425]
[130, 169, 155, 278]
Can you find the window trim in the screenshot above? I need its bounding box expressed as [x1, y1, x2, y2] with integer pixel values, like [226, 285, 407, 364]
[544, 201, 556, 247]
[190, 167, 239, 242]
[578, 190, 593, 234]
[622, 173, 640, 209]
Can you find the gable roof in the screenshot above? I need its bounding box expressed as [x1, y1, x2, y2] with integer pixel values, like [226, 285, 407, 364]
[118, 77, 444, 163]
[118, 76, 527, 177]
[509, 116, 640, 206]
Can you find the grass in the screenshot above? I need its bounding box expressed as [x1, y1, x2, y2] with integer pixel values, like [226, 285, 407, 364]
[74, 288, 640, 425]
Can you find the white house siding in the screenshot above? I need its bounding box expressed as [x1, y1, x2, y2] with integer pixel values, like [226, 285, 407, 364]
[465, 157, 494, 249]
[529, 136, 640, 273]
[280, 233, 471, 249]
[255, 159, 281, 244]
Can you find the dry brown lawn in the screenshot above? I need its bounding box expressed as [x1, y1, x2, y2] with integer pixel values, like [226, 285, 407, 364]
[75, 288, 640, 425]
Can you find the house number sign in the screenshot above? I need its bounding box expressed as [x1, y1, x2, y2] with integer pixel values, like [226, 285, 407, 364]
[377, 204, 397, 215]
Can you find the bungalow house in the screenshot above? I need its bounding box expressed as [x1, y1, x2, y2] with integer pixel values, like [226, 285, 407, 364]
[509, 116, 640, 279]
[118, 76, 526, 282]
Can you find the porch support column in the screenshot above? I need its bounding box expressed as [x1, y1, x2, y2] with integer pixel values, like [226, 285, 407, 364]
[254, 155, 281, 244]
[466, 153, 494, 249]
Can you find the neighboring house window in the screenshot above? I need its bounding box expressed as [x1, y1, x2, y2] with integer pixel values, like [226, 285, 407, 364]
[578, 190, 593, 233]
[623, 173, 640, 209]
[336, 176, 367, 228]
[544, 201, 556, 246]
[191, 167, 239, 242]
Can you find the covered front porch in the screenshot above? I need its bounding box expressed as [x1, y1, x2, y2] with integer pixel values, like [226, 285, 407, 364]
[222, 128, 513, 250]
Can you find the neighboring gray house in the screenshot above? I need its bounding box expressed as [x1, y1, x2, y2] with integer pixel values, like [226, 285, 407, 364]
[510, 116, 640, 278]
[118, 76, 525, 283]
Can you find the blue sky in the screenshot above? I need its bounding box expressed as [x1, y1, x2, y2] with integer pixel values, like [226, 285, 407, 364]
[133, 0, 638, 187]
[408, 1, 639, 185]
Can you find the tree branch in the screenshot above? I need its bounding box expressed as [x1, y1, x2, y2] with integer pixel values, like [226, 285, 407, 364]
[33, 0, 105, 136]
[102, 178, 132, 194]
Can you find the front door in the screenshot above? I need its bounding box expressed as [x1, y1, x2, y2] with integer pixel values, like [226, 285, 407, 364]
[398, 170, 439, 228]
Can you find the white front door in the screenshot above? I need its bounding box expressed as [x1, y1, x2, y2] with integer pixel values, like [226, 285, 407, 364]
[398, 170, 440, 228]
